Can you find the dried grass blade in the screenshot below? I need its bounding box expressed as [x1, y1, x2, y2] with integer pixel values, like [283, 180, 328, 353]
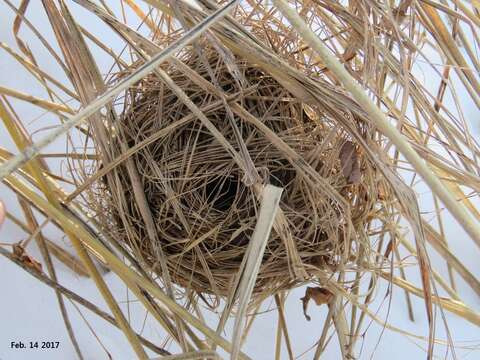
[378, 272, 480, 326]
[420, 3, 480, 96]
[0, 42, 78, 100]
[231, 185, 283, 360]
[274, 294, 294, 360]
[0, 86, 74, 115]
[422, 222, 480, 297]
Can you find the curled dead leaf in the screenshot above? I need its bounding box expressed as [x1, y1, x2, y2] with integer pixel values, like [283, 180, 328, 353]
[377, 181, 388, 200]
[339, 141, 361, 184]
[12, 243, 43, 274]
[301, 286, 333, 321]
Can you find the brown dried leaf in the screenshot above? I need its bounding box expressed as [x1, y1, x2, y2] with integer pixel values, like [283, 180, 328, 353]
[339, 141, 361, 184]
[12, 243, 43, 274]
[301, 286, 333, 321]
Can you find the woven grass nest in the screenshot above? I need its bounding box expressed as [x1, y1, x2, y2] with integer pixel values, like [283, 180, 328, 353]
[90, 43, 383, 299]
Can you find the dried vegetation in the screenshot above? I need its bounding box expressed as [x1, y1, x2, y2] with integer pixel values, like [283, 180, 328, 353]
[1, 0, 480, 359]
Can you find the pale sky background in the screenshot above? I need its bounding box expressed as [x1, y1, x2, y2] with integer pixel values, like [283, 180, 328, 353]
[0, 1, 479, 359]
